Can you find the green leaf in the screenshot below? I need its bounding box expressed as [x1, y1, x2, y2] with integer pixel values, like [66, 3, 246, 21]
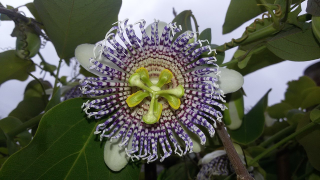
[80, 66, 97, 77]
[40, 61, 57, 73]
[24, 79, 52, 98]
[286, 109, 305, 125]
[25, 3, 42, 23]
[296, 113, 320, 171]
[33, 0, 122, 60]
[0, 117, 32, 153]
[9, 80, 51, 122]
[222, 0, 273, 34]
[229, 89, 271, 145]
[159, 162, 198, 180]
[45, 87, 61, 111]
[199, 28, 211, 43]
[0, 50, 35, 85]
[227, 48, 284, 76]
[9, 97, 46, 122]
[267, 24, 320, 61]
[301, 87, 320, 109]
[0, 98, 140, 179]
[267, 102, 293, 119]
[171, 10, 193, 40]
[312, 16, 320, 43]
[284, 76, 316, 108]
[310, 105, 320, 123]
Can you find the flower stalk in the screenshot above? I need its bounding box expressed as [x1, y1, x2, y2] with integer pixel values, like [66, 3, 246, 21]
[215, 122, 254, 180]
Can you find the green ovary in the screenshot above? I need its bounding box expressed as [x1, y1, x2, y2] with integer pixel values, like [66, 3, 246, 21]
[126, 67, 184, 124]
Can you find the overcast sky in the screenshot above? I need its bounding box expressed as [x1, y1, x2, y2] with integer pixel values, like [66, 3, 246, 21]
[0, 0, 318, 117]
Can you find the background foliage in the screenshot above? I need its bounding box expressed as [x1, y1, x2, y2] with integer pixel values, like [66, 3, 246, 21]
[0, 0, 320, 179]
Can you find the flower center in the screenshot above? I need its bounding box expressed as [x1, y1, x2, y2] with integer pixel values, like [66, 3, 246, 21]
[126, 67, 184, 124]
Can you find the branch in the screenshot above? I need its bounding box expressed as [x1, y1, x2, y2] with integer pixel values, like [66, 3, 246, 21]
[0, 7, 50, 41]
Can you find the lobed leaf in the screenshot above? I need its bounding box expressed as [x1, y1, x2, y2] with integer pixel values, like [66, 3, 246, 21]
[0, 98, 140, 179]
[33, 0, 122, 59]
[267, 24, 320, 62]
[222, 0, 273, 34]
[229, 89, 271, 145]
[296, 113, 320, 171]
[0, 50, 35, 85]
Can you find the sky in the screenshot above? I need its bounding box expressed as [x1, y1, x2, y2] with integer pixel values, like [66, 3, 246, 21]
[0, 0, 318, 117]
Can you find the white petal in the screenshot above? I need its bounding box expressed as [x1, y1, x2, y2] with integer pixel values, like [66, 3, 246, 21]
[145, 21, 167, 38]
[104, 138, 130, 171]
[74, 44, 122, 77]
[218, 68, 244, 94]
[199, 150, 226, 165]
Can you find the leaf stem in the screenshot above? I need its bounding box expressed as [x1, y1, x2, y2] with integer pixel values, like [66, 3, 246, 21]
[37, 52, 61, 82]
[248, 121, 318, 166]
[190, 13, 199, 40]
[216, 122, 254, 180]
[6, 114, 43, 138]
[259, 123, 297, 148]
[53, 58, 63, 92]
[27, 72, 48, 105]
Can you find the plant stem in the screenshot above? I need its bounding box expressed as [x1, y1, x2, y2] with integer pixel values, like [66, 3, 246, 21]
[37, 52, 60, 79]
[248, 121, 318, 166]
[216, 122, 254, 180]
[53, 59, 63, 92]
[0, 7, 49, 40]
[6, 114, 43, 138]
[259, 123, 297, 148]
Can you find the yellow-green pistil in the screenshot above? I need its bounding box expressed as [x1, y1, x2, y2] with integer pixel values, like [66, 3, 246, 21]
[126, 67, 184, 124]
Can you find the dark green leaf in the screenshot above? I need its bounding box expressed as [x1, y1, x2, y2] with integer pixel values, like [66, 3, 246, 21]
[40, 61, 57, 73]
[172, 10, 193, 40]
[0, 117, 32, 153]
[24, 79, 52, 98]
[9, 97, 46, 122]
[267, 24, 320, 61]
[160, 162, 198, 180]
[267, 102, 293, 119]
[286, 109, 305, 125]
[33, 0, 122, 59]
[310, 105, 320, 123]
[199, 28, 211, 43]
[0, 50, 35, 85]
[0, 98, 141, 179]
[312, 16, 320, 43]
[296, 113, 320, 171]
[301, 87, 320, 109]
[80, 66, 97, 77]
[222, 0, 273, 34]
[227, 48, 284, 76]
[264, 121, 290, 136]
[229, 89, 271, 145]
[284, 76, 316, 108]
[25, 3, 42, 23]
[45, 87, 61, 111]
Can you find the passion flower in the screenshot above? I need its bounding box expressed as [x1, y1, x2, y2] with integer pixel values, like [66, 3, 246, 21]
[75, 19, 243, 171]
